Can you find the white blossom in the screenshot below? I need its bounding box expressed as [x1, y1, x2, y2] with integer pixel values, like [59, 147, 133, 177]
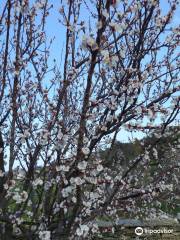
[39, 231, 51, 240]
[58, 165, 70, 172]
[78, 161, 87, 170]
[0, 170, 4, 177]
[74, 177, 84, 186]
[102, 9, 109, 19]
[12, 194, 22, 204]
[82, 147, 90, 155]
[109, 22, 123, 33]
[62, 186, 73, 198]
[76, 224, 90, 237]
[97, 164, 103, 172]
[33, 178, 43, 187]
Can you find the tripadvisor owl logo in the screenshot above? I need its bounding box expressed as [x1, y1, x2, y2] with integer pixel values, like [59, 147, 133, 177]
[135, 227, 143, 236]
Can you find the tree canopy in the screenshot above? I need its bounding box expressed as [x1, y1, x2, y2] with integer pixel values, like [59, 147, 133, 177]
[0, 0, 179, 239]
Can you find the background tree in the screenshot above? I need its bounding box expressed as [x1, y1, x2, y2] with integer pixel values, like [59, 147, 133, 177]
[0, 0, 179, 239]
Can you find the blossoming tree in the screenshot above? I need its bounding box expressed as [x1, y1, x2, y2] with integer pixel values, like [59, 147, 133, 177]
[0, 0, 179, 239]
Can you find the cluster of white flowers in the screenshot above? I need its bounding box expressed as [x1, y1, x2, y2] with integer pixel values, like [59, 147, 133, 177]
[32, 178, 43, 187]
[62, 186, 74, 198]
[76, 224, 90, 237]
[12, 191, 28, 204]
[56, 164, 69, 172]
[109, 22, 123, 33]
[70, 177, 85, 186]
[81, 35, 98, 51]
[0, 0, 179, 238]
[78, 161, 88, 171]
[97, 164, 103, 172]
[39, 230, 51, 240]
[159, 183, 173, 192]
[82, 147, 90, 155]
[18, 129, 30, 143]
